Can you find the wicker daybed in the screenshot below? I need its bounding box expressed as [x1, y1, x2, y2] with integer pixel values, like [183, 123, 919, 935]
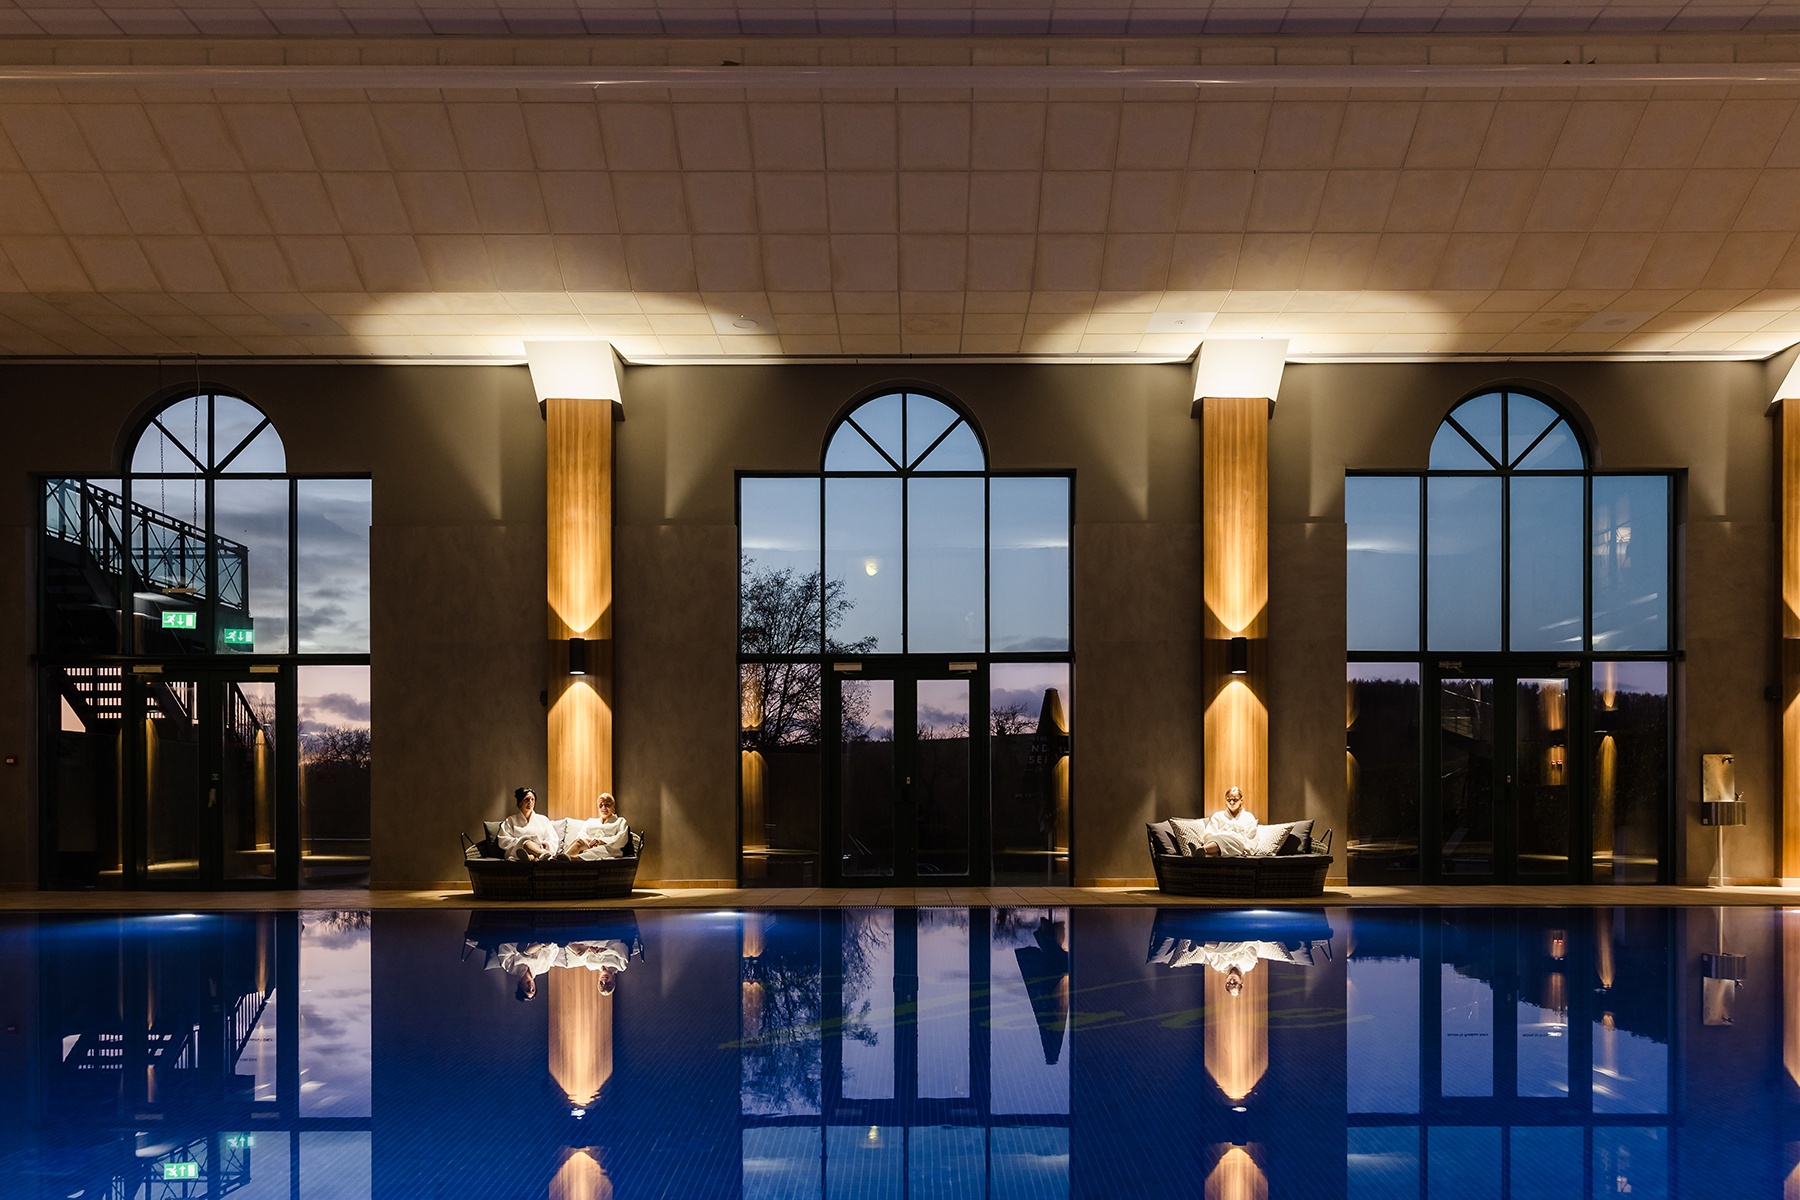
[462, 822, 646, 900]
[1146, 824, 1334, 898]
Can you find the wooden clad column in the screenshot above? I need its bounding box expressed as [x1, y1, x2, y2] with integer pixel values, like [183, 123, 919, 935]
[1201, 396, 1270, 818]
[547, 395, 613, 817]
[1783, 399, 1800, 883]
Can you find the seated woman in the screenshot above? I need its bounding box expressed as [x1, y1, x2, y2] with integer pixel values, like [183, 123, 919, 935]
[497, 787, 557, 861]
[563, 938, 632, 996]
[493, 940, 558, 1002]
[561, 792, 631, 861]
[1198, 786, 1259, 858]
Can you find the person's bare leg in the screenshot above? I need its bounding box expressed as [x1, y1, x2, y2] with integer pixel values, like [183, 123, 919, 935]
[1204, 842, 1222, 857]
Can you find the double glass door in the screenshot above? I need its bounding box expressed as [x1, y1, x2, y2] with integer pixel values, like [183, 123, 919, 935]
[832, 664, 986, 885]
[1432, 663, 1579, 883]
[132, 666, 289, 888]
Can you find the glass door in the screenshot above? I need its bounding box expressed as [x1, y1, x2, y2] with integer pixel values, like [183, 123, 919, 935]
[1431, 663, 1580, 883]
[132, 667, 287, 888]
[833, 664, 983, 885]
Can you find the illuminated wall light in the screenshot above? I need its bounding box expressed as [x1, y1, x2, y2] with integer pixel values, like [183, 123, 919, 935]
[568, 637, 588, 676]
[1228, 637, 1249, 675]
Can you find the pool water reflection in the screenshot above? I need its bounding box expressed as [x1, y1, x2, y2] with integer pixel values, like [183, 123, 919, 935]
[6, 906, 1796, 1198]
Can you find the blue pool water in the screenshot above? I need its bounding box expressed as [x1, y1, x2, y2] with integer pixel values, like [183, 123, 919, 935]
[1, 905, 1790, 1198]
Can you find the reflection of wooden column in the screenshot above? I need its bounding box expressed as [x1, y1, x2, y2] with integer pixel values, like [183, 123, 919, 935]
[1205, 1146, 1268, 1200]
[1784, 400, 1800, 883]
[1205, 964, 1268, 1101]
[1201, 397, 1270, 815]
[547, 396, 613, 816]
[549, 969, 614, 1109]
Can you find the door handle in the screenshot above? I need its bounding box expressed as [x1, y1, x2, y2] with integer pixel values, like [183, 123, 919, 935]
[208, 787, 217, 809]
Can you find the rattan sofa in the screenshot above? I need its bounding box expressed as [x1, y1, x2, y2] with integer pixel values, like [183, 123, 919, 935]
[462, 822, 646, 900]
[1147, 825, 1334, 898]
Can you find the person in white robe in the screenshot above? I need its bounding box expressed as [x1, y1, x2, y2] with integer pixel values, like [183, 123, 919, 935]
[1198, 787, 1259, 857]
[561, 792, 632, 860]
[562, 938, 632, 995]
[491, 940, 559, 1001]
[497, 787, 557, 861]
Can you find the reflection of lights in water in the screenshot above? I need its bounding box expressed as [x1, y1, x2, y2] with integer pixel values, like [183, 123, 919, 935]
[1206, 1146, 1267, 1200]
[550, 971, 613, 1110]
[1231, 1106, 1247, 1113]
[550, 1149, 611, 1200]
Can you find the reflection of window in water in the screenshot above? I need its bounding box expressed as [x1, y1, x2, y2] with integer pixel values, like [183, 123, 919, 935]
[741, 912, 823, 1117]
[842, 908, 895, 1099]
[300, 910, 372, 1118]
[918, 908, 971, 1100]
[990, 907, 1070, 1115]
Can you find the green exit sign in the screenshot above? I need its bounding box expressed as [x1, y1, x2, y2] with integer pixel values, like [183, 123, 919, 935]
[221, 629, 254, 646]
[225, 1135, 255, 1149]
[160, 612, 197, 630]
[162, 1162, 199, 1180]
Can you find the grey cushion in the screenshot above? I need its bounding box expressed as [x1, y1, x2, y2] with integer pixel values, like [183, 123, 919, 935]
[1169, 817, 1209, 856]
[1146, 821, 1180, 857]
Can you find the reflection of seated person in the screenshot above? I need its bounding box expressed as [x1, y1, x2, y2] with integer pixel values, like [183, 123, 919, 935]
[494, 940, 559, 1001]
[561, 792, 631, 861]
[498, 787, 557, 861]
[1196, 787, 1259, 857]
[562, 939, 632, 995]
[1151, 937, 1329, 974]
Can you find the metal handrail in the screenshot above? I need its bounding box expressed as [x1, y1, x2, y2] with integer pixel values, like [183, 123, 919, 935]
[44, 479, 250, 611]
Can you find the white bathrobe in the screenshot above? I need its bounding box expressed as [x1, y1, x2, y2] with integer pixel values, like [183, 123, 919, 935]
[565, 815, 631, 860]
[490, 941, 559, 980]
[497, 810, 557, 859]
[1201, 808, 1260, 858]
[561, 939, 631, 973]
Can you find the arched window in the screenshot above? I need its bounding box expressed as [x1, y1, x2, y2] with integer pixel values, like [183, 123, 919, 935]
[737, 388, 1074, 889]
[1344, 387, 1675, 887]
[39, 389, 373, 889]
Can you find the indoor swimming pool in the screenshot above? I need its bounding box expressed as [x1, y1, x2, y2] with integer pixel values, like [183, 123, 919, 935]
[1, 905, 1783, 1199]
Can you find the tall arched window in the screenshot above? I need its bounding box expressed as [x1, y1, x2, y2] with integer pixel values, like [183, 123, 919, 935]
[738, 389, 1073, 888]
[1345, 388, 1674, 887]
[39, 390, 372, 890]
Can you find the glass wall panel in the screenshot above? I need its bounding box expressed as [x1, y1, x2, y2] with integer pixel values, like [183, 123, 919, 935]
[1592, 662, 1667, 885]
[298, 665, 371, 888]
[298, 910, 371, 1117]
[1592, 476, 1669, 652]
[742, 662, 823, 886]
[1427, 476, 1501, 651]
[825, 478, 902, 653]
[841, 908, 896, 1099]
[905, 394, 959, 464]
[1440, 914, 1494, 1097]
[1509, 476, 1584, 652]
[1510, 1128, 1581, 1200]
[916, 678, 972, 878]
[1515, 677, 1572, 877]
[741, 913, 823, 1116]
[1347, 664, 1420, 885]
[840, 678, 897, 878]
[43, 665, 124, 888]
[908, 477, 985, 652]
[827, 1126, 904, 1200]
[1439, 677, 1496, 876]
[226, 1131, 291, 1200]
[1427, 1127, 1499, 1200]
[989, 908, 1070, 1115]
[917, 909, 971, 1099]
[43, 478, 125, 655]
[1348, 1128, 1419, 1200]
[132, 395, 206, 473]
[215, 479, 290, 653]
[296, 479, 371, 654]
[298, 1132, 371, 1200]
[1593, 1128, 1667, 1199]
[745, 1128, 823, 1200]
[1516, 913, 1570, 1098]
[741, 477, 823, 654]
[909, 1126, 982, 1200]
[1348, 914, 1421, 1113]
[989, 477, 1070, 653]
[131, 476, 210, 655]
[989, 664, 1071, 886]
[143, 675, 202, 879]
[1347, 476, 1421, 652]
[989, 1128, 1069, 1200]
[222, 679, 279, 881]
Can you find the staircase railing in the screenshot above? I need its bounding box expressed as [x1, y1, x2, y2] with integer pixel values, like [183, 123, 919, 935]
[43, 479, 250, 613]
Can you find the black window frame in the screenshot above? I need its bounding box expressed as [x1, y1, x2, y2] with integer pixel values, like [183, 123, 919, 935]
[1346, 387, 1681, 886]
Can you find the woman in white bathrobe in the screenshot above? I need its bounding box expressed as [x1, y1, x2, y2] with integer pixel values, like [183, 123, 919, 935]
[497, 787, 557, 860]
[561, 792, 632, 860]
[1199, 787, 1259, 857]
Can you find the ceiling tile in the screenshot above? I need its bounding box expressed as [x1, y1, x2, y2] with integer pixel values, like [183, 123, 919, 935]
[693, 232, 766, 290]
[756, 172, 829, 232]
[1451, 169, 1539, 232]
[968, 171, 1042, 233]
[0, 107, 99, 172]
[1591, 169, 1683, 230]
[1693, 97, 1795, 168]
[395, 172, 481, 234]
[898, 172, 969, 233]
[761, 233, 833, 291]
[1245, 169, 1327, 230]
[967, 232, 1036, 290]
[280, 234, 364, 291]
[140, 236, 231, 291]
[295, 105, 390, 172]
[147, 105, 249, 172]
[1404, 101, 1494, 169]
[1331, 101, 1419, 170]
[898, 103, 972, 169]
[38, 174, 133, 236]
[1634, 230, 1727, 289]
[374, 104, 466, 172]
[67, 236, 160, 292]
[1620, 99, 1721, 168]
[449, 103, 536, 171]
[542, 172, 620, 233]
[971, 103, 1047, 171]
[612, 172, 690, 234]
[1564, 231, 1656, 289]
[344, 234, 433, 291]
[1262, 101, 1345, 169]
[553, 234, 631, 291]
[1115, 102, 1196, 171]
[1385, 169, 1469, 232]
[252, 173, 341, 235]
[210, 235, 298, 291]
[221, 104, 319, 172]
[1191, 102, 1270, 170]
[1547, 99, 1644, 170]
[749, 103, 826, 171]
[828, 171, 898, 232]
[72, 106, 173, 173]
[0, 174, 62, 235]
[524, 103, 610, 171]
[1299, 231, 1378, 289]
[1663, 169, 1758, 230]
[1524, 169, 1612, 231]
[624, 232, 699, 290]
[1177, 170, 1256, 231]
[1475, 101, 1569, 168]
[1038, 171, 1112, 232]
[1045, 102, 1120, 171]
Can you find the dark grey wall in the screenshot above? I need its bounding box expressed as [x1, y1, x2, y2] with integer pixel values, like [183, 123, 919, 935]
[0, 353, 1782, 888]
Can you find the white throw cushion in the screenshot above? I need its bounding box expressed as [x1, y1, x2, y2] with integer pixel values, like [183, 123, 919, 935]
[1251, 821, 1296, 856]
[1169, 817, 1210, 856]
[551, 818, 576, 851]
